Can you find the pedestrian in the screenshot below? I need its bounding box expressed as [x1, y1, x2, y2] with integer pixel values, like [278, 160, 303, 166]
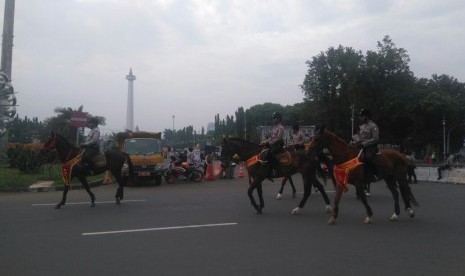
[437, 153, 455, 180]
[406, 151, 417, 183]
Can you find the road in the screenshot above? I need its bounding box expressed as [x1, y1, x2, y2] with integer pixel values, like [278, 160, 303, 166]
[1, 177, 464, 276]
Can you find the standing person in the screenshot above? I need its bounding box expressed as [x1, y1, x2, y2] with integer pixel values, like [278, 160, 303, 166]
[186, 147, 194, 164]
[261, 112, 285, 177]
[406, 151, 417, 183]
[292, 124, 305, 150]
[80, 117, 101, 171]
[351, 108, 379, 195]
[437, 153, 455, 180]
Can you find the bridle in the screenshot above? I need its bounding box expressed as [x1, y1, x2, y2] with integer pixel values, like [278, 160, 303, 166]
[41, 133, 56, 152]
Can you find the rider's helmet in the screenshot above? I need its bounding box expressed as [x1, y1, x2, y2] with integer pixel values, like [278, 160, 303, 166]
[292, 124, 299, 131]
[87, 117, 99, 126]
[359, 108, 371, 118]
[272, 112, 282, 121]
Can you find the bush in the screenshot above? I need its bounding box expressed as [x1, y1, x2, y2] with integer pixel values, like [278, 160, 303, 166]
[3, 144, 55, 173]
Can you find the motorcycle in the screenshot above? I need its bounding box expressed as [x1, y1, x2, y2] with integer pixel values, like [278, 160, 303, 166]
[163, 156, 204, 184]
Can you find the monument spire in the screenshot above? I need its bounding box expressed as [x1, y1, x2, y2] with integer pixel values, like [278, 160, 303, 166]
[125, 68, 136, 131]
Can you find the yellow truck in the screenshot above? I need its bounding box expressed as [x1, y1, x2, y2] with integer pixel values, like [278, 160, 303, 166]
[116, 131, 164, 185]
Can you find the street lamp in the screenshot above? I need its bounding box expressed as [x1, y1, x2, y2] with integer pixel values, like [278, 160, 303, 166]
[443, 115, 446, 162]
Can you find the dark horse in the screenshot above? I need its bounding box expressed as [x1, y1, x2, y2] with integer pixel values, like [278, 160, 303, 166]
[41, 132, 133, 209]
[221, 138, 332, 214]
[307, 126, 418, 224]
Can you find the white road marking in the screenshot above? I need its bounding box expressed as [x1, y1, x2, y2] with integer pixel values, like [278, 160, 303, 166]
[82, 222, 238, 236]
[31, 199, 146, 206]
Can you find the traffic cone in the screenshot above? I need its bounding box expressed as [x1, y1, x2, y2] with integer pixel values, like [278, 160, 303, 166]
[238, 163, 245, 178]
[103, 170, 113, 185]
[205, 163, 215, 181]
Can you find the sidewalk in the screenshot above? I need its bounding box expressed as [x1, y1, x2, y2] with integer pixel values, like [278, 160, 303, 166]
[414, 165, 465, 184]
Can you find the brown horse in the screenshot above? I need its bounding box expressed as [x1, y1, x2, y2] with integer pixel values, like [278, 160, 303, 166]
[307, 126, 418, 224]
[41, 132, 133, 209]
[220, 138, 332, 214]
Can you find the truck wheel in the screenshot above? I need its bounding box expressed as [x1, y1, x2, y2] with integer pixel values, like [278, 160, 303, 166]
[155, 175, 162, 186]
[191, 170, 204, 182]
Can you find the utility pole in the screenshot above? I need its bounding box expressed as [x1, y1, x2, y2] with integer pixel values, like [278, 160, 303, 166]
[0, 0, 16, 152]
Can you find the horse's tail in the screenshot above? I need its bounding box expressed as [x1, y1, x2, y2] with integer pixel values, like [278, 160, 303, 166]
[123, 153, 134, 177]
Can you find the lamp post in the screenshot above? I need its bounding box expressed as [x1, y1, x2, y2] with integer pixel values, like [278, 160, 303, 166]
[443, 115, 446, 162]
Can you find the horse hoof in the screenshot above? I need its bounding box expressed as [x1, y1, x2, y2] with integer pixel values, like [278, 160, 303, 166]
[327, 216, 336, 225]
[116, 198, 121, 205]
[91, 202, 96, 207]
[292, 193, 296, 198]
[275, 193, 282, 200]
[325, 205, 332, 213]
[364, 216, 372, 224]
[407, 208, 415, 218]
[256, 209, 262, 214]
[389, 213, 399, 221]
[291, 207, 300, 215]
[55, 204, 62, 209]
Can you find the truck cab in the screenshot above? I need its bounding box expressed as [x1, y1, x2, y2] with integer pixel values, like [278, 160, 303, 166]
[116, 131, 164, 185]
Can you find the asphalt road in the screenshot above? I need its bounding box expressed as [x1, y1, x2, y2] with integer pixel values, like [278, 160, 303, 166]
[1, 177, 464, 276]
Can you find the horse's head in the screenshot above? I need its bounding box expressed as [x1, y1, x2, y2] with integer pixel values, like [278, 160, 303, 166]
[41, 132, 57, 152]
[307, 125, 329, 155]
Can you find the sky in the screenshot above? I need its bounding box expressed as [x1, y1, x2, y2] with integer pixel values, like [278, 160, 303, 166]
[1, 0, 464, 135]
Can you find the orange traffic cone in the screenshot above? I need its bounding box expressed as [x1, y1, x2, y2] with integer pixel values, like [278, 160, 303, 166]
[205, 163, 215, 181]
[238, 163, 245, 178]
[103, 171, 113, 185]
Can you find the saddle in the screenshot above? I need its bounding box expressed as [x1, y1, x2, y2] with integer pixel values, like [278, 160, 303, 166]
[259, 149, 292, 166]
[80, 153, 107, 171]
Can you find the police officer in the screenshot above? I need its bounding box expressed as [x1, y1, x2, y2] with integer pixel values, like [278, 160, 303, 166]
[80, 117, 101, 170]
[261, 112, 285, 177]
[352, 109, 379, 191]
[291, 124, 305, 150]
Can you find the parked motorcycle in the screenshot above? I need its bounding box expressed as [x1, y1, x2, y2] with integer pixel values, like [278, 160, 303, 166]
[163, 157, 204, 184]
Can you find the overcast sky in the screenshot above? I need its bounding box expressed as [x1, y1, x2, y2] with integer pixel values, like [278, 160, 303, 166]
[2, 0, 464, 134]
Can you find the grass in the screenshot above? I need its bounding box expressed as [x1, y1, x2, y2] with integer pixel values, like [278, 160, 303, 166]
[0, 164, 103, 190]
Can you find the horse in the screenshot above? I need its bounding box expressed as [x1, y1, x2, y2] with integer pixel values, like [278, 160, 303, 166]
[41, 132, 133, 209]
[220, 138, 332, 214]
[307, 126, 418, 224]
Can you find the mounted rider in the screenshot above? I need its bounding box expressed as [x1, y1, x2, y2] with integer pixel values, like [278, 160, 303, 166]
[80, 117, 101, 171]
[261, 112, 285, 177]
[352, 108, 379, 182]
[291, 123, 305, 150]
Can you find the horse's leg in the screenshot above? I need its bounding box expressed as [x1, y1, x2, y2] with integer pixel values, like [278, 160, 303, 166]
[276, 177, 286, 200]
[384, 176, 401, 221]
[113, 173, 124, 204]
[288, 176, 297, 197]
[256, 181, 265, 213]
[292, 175, 311, 215]
[247, 180, 261, 214]
[314, 179, 332, 213]
[78, 175, 96, 207]
[55, 185, 69, 209]
[328, 185, 343, 225]
[355, 182, 373, 224]
[397, 177, 416, 218]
